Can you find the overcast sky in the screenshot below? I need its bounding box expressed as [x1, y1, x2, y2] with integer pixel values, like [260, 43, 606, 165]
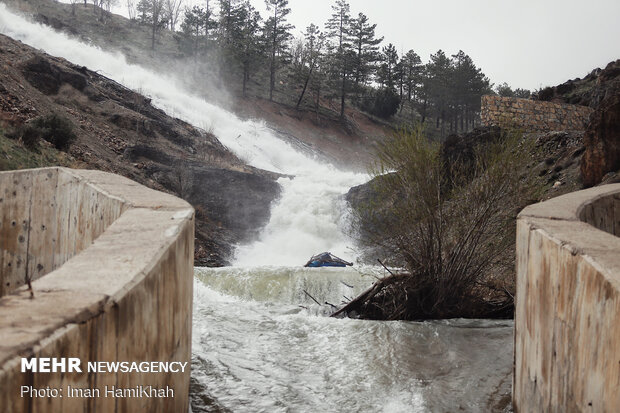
[247, 0, 620, 91]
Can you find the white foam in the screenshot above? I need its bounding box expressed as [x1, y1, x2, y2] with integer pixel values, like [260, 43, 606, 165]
[0, 5, 368, 265]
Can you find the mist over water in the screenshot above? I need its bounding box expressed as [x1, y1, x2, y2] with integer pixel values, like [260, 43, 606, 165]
[0, 7, 514, 411]
[0, 4, 367, 265]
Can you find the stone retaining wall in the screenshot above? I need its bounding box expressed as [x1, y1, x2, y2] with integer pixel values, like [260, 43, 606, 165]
[481, 95, 593, 132]
[514, 184, 620, 412]
[0, 167, 194, 413]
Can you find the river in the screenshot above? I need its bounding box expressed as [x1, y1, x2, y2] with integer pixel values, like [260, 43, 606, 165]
[190, 267, 513, 412]
[0, 6, 514, 411]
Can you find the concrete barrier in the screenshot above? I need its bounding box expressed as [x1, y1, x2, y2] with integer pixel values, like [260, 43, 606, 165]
[0, 167, 194, 412]
[514, 184, 620, 412]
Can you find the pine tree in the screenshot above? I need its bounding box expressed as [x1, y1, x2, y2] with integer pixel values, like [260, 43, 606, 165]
[451, 50, 491, 131]
[349, 12, 383, 94]
[181, 5, 217, 56]
[325, 0, 352, 119]
[218, 0, 243, 47]
[425, 49, 453, 134]
[264, 0, 294, 101]
[137, 0, 150, 23]
[295, 24, 325, 109]
[377, 43, 398, 90]
[136, 0, 168, 50]
[236, 1, 263, 97]
[401, 50, 422, 102]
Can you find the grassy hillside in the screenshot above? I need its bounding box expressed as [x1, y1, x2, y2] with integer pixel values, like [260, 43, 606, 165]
[0, 126, 73, 171]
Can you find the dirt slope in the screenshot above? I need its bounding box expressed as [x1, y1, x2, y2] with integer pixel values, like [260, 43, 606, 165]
[0, 33, 280, 266]
[3, 0, 391, 171]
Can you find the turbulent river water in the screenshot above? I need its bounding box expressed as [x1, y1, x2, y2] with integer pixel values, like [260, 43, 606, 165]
[0, 6, 514, 412]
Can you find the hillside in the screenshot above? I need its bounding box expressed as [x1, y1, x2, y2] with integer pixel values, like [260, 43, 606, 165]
[0, 32, 281, 266]
[537, 59, 620, 108]
[2, 0, 392, 171]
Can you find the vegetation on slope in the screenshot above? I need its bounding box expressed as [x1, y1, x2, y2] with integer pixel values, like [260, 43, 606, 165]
[6, 0, 504, 141]
[340, 127, 544, 320]
[0, 123, 73, 172]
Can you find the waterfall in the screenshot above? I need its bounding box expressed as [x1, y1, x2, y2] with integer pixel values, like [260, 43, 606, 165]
[0, 4, 367, 265]
[0, 8, 515, 411]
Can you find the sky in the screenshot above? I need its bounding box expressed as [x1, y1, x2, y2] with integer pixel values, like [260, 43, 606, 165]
[249, 0, 620, 91]
[105, 0, 620, 91]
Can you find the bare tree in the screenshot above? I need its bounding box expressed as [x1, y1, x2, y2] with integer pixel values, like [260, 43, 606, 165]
[164, 0, 183, 31]
[101, 0, 117, 14]
[70, 0, 80, 15]
[170, 164, 194, 200]
[345, 127, 543, 320]
[126, 0, 137, 20]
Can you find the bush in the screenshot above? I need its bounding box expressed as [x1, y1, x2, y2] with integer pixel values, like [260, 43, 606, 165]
[34, 113, 77, 150]
[346, 127, 543, 320]
[537, 86, 555, 101]
[18, 124, 44, 149]
[10, 114, 77, 150]
[361, 88, 401, 119]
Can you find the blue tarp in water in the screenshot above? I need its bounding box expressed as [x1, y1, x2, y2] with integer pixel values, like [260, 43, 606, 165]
[304, 252, 353, 268]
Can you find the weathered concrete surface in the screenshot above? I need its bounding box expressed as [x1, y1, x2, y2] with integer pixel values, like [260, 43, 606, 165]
[0, 167, 194, 413]
[514, 183, 620, 412]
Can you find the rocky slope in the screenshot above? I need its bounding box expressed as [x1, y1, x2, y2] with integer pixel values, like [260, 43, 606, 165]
[0, 33, 280, 266]
[576, 61, 620, 186]
[534, 60, 620, 187]
[537, 59, 620, 108]
[3, 0, 391, 172]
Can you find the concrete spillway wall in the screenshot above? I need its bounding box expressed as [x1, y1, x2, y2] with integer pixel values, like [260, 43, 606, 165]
[514, 183, 620, 412]
[0, 167, 194, 412]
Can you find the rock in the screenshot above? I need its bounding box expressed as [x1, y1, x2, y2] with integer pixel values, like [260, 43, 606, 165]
[581, 92, 620, 186]
[189, 168, 281, 242]
[21, 55, 87, 95]
[544, 59, 620, 108]
[580, 61, 620, 187]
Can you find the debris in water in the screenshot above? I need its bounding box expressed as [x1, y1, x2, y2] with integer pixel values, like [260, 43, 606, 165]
[304, 252, 353, 268]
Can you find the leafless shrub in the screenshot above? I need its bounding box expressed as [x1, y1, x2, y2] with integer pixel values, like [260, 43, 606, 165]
[169, 163, 194, 200]
[346, 126, 543, 319]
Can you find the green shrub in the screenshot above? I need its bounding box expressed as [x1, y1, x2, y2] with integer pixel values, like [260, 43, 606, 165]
[537, 86, 555, 101]
[360, 88, 401, 119]
[33, 114, 77, 150]
[21, 124, 44, 148]
[10, 114, 77, 151]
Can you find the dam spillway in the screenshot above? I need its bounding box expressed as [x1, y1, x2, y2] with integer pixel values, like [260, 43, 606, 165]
[515, 183, 620, 412]
[0, 167, 194, 413]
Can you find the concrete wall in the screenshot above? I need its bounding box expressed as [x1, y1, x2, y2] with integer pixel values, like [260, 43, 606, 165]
[514, 184, 620, 412]
[481, 95, 593, 132]
[0, 167, 194, 413]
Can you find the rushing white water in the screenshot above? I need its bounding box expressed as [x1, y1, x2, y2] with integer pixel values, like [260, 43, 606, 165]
[0, 4, 367, 265]
[0, 7, 514, 411]
[193, 268, 514, 413]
